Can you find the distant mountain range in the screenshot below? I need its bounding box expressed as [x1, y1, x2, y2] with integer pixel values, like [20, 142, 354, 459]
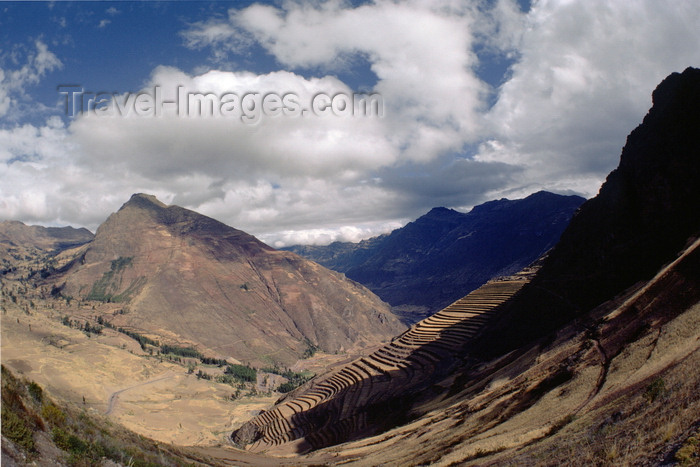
[48, 194, 404, 366]
[0, 221, 93, 265]
[285, 191, 584, 323]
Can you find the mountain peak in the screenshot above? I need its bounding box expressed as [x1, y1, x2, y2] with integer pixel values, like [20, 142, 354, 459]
[59, 194, 405, 365]
[422, 206, 460, 220]
[121, 193, 168, 211]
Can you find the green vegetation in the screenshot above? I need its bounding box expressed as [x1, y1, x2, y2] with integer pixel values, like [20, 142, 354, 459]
[96, 318, 160, 350]
[27, 381, 43, 403]
[119, 328, 159, 350]
[160, 344, 203, 359]
[644, 377, 666, 403]
[277, 370, 314, 393]
[260, 365, 315, 393]
[86, 256, 136, 302]
[41, 403, 66, 426]
[200, 356, 229, 366]
[302, 338, 320, 359]
[2, 365, 40, 452]
[61, 316, 104, 336]
[2, 405, 35, 451]
[675, 432, 699, 466]
[224, 364, 257, 382]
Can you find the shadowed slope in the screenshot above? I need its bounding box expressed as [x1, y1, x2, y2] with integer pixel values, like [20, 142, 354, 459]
[229, 67, 700, 461]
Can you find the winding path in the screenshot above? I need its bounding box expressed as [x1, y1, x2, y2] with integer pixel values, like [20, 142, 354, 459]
[105, 371, 175, 415]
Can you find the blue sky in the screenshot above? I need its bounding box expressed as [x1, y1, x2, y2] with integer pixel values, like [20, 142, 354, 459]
[1, 0, 698, 246]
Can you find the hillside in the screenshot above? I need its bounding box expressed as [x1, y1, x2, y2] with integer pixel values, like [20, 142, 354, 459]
[0, 221, 93, 267]
[229, 68, 700, 464]
[52, 194, 405, 366]
[285, 191, 584, 323]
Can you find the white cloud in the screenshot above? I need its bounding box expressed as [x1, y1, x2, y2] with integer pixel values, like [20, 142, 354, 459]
[476, 0, 700, 199]
[183, 0, 489, 159]
[260, 221, 406, 248]
[0, 40, 62, 119]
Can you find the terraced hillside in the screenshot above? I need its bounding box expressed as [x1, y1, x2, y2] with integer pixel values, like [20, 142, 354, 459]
[232, 272, 533, 453]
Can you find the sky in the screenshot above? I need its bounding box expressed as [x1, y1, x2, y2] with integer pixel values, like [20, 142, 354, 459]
[1, 0, 699, 247]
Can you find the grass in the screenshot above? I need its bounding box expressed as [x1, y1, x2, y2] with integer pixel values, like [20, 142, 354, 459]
[675, 432, 699, 466]
[86, 256, 135, 302]
[497, 360, 699, 467]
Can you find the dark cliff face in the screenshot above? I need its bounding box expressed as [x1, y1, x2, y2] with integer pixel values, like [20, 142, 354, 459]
[481, 67, 700, 354]
[286, 191, 584, 323]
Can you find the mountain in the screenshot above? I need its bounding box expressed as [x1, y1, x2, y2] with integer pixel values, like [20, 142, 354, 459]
[231, 68, 700, 462]
[0, 220, 93, 264]
[54, 194, 405, 366]
[285, 191, 584, 323]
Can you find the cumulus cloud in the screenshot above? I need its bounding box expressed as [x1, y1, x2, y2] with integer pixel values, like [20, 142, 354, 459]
[183, 0, 489, 159]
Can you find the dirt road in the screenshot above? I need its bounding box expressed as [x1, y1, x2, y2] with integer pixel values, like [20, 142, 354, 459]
[105, 371, 175, 415]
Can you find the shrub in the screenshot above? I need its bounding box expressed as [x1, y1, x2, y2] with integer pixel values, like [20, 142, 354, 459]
[2, 405, 35, 451]
[27, 381, 43, 403]
[52, 427, 89, 456]
[675, 435, 699, 466]
[41, 403, 66, 426]
[644, 377, 666, 403]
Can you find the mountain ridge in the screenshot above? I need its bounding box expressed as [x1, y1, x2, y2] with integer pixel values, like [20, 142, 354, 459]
[284, 190, 584, 322]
